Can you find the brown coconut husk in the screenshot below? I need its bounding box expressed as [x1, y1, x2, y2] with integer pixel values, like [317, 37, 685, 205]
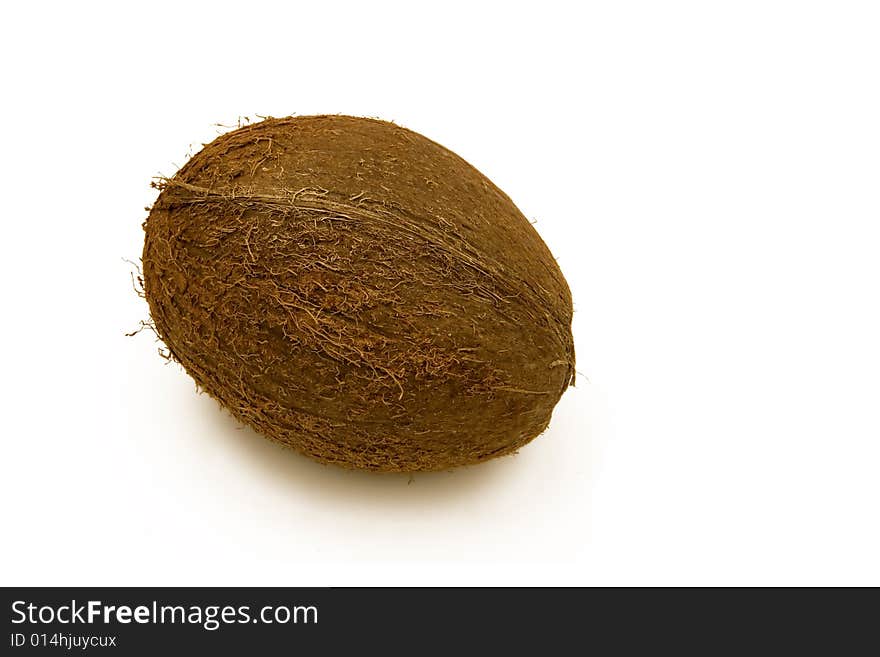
[142, 115, 574, 472]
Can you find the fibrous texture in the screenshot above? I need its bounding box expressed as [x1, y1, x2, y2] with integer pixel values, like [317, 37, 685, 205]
[142, 115, 574, 471]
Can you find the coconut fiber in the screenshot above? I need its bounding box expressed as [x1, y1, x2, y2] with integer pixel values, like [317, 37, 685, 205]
[142, 115, 574, 472]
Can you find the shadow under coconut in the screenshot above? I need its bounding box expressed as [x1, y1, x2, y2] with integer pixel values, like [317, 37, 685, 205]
[199, 397, 524, 507]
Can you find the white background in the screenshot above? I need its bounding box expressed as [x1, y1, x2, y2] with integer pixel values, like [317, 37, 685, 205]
[2, 1, 878, 586]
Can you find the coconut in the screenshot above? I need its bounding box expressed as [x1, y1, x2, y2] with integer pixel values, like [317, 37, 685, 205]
[142, 115, 574, 472]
